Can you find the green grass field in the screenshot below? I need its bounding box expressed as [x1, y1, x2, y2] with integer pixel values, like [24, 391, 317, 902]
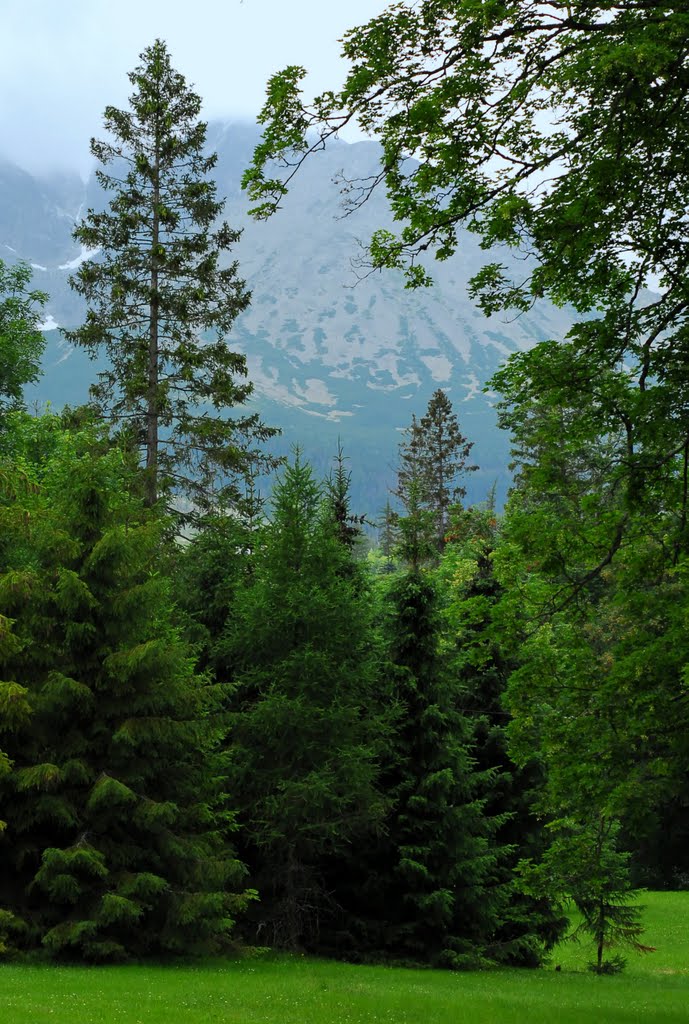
[1, 892, 687, 1024]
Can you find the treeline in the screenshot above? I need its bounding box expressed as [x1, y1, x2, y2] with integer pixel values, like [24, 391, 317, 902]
[0, 375, 556, 966]
[2, 31, 688, 974]
[0, 378, 683, 969]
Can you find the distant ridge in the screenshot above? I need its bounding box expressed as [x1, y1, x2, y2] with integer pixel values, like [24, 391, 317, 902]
[3, 121, 576, 512]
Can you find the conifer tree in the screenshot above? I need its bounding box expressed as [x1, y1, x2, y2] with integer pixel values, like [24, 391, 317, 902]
[0, 414, 250, 960]
[394, 414, 424, 511]
[333, 550, 503, 967]
[567, 818, 654, 975]
[395, 391, 476, 556]
[393, 421, 437, 570]
[65, 40, 276, 516]
[378, 499, 398, 573]
[341, 429, 503, 967]
[173, 513, 254, 679]
[325, 442, 362, 550]
[376, 567, 502, 967]
[0, 261, 47, 427]
[439, 508, 567, 963]
[420, 390, 476, 537]
[222, 452, 389, 949]
[0, 274, 46, 956]
[520, 816, 654, 974]
[0, 268, 47, 950]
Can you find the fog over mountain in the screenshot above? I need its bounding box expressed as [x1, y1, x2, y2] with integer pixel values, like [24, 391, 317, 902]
[2, 121, 575, 512]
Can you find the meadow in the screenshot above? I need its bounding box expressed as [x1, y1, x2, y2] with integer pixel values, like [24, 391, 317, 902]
[1, 892, 687, 1024]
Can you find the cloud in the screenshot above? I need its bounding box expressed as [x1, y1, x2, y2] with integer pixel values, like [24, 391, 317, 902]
[0, 0, 387, 175]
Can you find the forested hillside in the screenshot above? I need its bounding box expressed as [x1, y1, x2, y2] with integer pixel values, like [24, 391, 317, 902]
[3, 128, 577, 512]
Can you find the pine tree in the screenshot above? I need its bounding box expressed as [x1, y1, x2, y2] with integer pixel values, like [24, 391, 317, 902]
[0, 587, 33, 955]
[173, 513, 254, 679]
[420, 390, 477, 537]
[334, 562, 504, 968]
[0, 459, 32, 821]
[222, 452, 389, 949]
[379, 568, 502, 967]
[0, 266, 47, 950]
[0, 414, 251, 960]
[378, 499, 398, 573]
[439, 507, 568, 964]
[325, 442, 362, 550]
[395, 391, 477, 553]
[393, 422, 437, 571]
[394, 414, 424, 511]
[569, 818, 655, 975]
[65, 40, 276, 517]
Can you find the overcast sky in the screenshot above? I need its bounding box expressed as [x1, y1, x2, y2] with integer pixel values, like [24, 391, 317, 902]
[0, 0, 390, 176]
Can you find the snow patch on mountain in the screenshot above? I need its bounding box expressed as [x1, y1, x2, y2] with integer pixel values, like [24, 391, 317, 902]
[461, 372, 482, 402]
[292, 377, 338, 407]
[58, 245, 100, 270]
[420, 354, 453, 381]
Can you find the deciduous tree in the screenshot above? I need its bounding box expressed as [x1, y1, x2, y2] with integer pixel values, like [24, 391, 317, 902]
[245, 2, 689, 539]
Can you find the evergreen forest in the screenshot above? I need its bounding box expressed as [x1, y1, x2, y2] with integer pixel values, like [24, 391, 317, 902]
[2, 3, 689, 983]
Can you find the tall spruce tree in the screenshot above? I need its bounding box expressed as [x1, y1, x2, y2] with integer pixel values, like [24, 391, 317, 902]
[0, 272, 47, 950]
[371, 567, 503, 968]
[394, 414, 424, 511]
[0, 457, 33, 816]
[65, 40, 275, 516]
[438, 507, 568, 964]
[222, 452, 389, 950]
[394, 424, 437, 571]
[333, 479, 508, 968]
[0, 414, 251, 960]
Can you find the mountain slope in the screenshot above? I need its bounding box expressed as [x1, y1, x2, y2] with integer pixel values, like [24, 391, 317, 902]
[2, 122, 574, 512]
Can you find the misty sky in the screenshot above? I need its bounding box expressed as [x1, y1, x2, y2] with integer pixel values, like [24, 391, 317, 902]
[0, 0, 389, 176]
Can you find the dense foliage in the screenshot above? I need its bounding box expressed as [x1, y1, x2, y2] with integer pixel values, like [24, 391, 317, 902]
[241, 0, 689, 969]
[65, 40, 276, 516]
[0, 414, 251, 960]
[2, 10, 684, 972]
[0, 260, 47, 423]
[218, 454, 391, 950]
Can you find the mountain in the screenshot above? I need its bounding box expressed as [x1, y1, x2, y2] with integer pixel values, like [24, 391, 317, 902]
[1, 122, 574, 514]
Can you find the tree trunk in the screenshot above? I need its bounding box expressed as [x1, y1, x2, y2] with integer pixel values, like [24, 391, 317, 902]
[596, 898, 604, 972]
[146, 151, 160, 507]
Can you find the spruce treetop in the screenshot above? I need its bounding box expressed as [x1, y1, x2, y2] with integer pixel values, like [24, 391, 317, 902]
[395, 390, 477, 559]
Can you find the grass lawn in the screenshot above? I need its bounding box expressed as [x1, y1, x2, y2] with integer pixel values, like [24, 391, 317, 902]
[1, 892, 687, 1024]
